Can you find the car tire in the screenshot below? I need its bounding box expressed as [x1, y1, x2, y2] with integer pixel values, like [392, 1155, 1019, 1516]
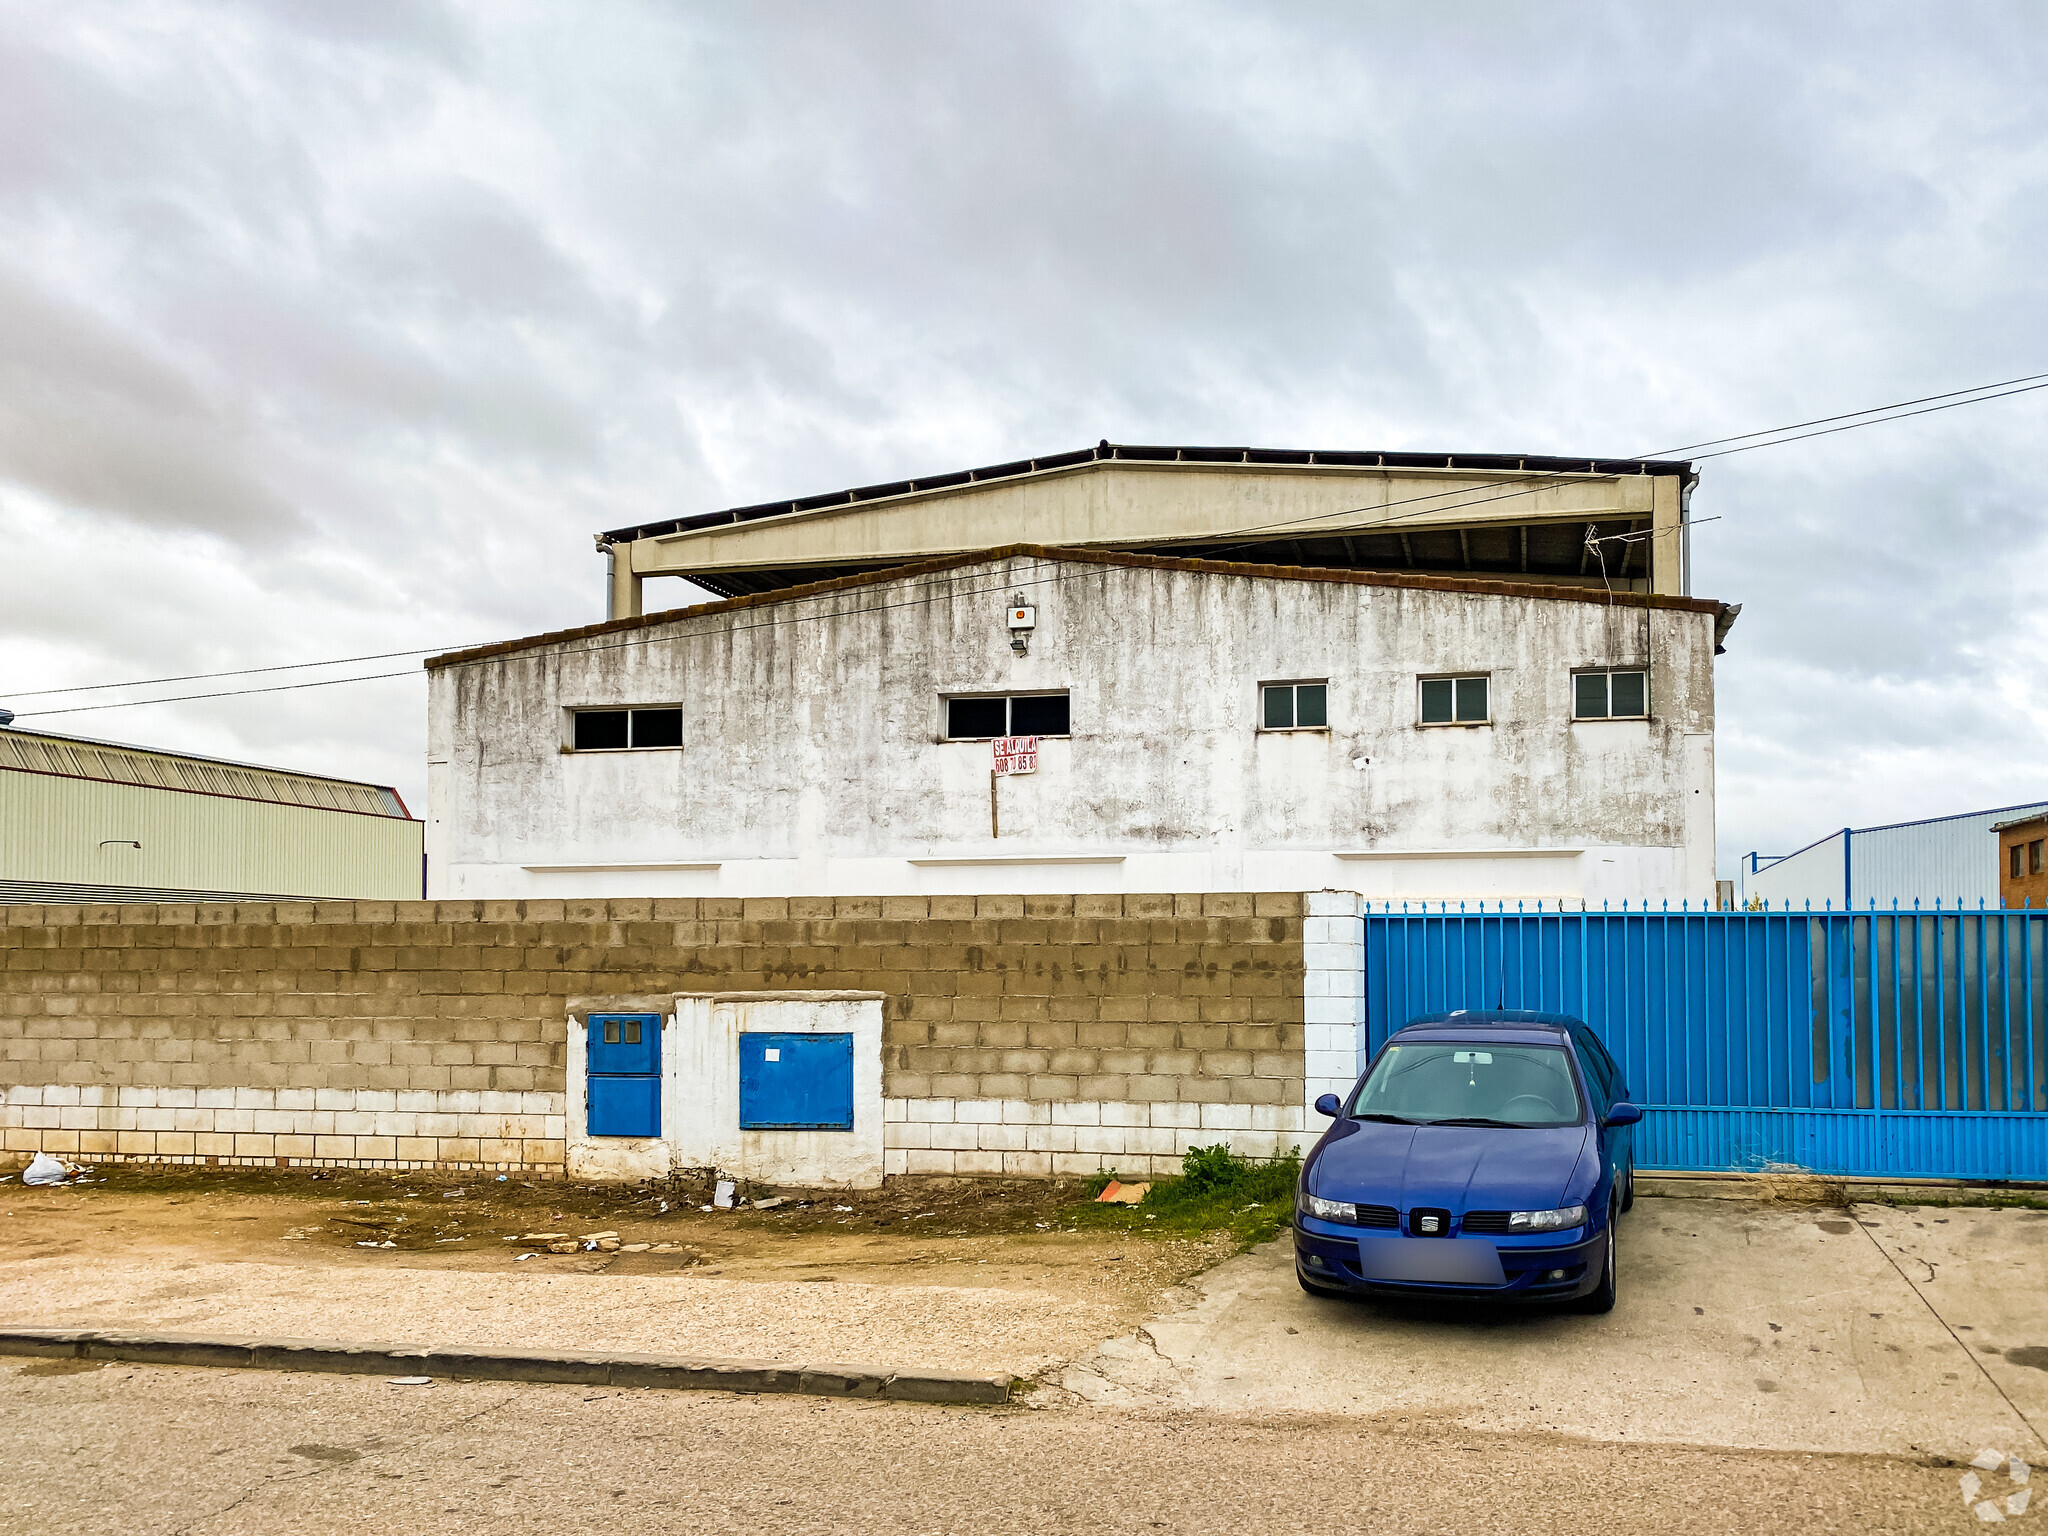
[1620, 1160, 1636, 1213]
[1576, 1204, 1618, 1314]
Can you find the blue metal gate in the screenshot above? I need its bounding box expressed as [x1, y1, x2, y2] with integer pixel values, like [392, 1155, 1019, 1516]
[1362, 903, 2048, 1181]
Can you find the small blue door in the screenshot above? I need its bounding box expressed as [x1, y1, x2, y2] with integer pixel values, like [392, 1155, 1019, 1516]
[587, 1013, 661, 1137]
[739, 1032, 854, 1130]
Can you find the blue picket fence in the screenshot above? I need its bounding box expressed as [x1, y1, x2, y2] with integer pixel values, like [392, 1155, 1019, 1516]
[1361, 901, 2048, 1181]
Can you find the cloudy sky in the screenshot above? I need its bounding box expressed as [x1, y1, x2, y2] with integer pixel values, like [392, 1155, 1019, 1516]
[3, 1, 2045, 877]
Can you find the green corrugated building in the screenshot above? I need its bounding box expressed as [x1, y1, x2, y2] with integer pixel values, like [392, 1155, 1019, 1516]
[0, 726, 422, 902]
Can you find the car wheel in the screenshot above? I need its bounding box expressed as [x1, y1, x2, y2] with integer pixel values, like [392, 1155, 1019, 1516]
[1620, 1160, 1636, 1213]
[1576, 1204, 1618, 1314]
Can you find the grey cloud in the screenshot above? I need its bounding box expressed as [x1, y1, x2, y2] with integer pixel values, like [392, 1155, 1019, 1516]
[0, 267, 295, 538]
[4, 0, 2048, 853]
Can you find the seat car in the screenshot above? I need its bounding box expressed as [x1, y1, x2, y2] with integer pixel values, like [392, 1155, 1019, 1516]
[1293, 1010, 1641, 1312]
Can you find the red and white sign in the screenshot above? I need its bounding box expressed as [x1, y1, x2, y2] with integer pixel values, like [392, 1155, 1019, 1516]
[992, 735, 1039, 775]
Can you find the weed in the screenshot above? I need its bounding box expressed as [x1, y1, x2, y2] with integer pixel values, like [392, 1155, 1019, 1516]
[1059, 1144, 1302, 1248]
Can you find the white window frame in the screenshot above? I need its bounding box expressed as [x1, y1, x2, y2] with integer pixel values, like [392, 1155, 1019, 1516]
[940, 691, 1072, 742]
[1571, 668, 1650, 722]
[1417, 673, 1490, 728]
[562, 704, 688, 753]
[1258, 679, 1329, 733]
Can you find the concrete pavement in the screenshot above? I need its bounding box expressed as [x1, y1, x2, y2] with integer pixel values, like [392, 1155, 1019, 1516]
[1060, 1197, 2048, 1460]
[0, 1359, 1968, 1535]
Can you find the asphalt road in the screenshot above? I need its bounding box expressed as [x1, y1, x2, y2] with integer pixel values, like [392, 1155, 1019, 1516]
[0, 1359, 1968, 1535]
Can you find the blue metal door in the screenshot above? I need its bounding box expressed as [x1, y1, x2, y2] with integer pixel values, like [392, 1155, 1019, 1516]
[739, 1032, 854, 1130]
[587, 1012, 661, 1137]
[1362, 903, 2048, 1181]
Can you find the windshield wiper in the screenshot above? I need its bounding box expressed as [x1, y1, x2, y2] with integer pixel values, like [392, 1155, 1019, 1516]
[1423, 1116, 1524, 1128]
[1352, 1112, 1427, 1125]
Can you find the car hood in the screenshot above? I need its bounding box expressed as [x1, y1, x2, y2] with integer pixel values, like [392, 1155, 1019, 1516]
[1309, 1118, 1591, 1213]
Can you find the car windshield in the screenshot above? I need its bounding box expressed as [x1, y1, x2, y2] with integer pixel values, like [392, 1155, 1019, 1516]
[1349, 1041, 1584, 1127]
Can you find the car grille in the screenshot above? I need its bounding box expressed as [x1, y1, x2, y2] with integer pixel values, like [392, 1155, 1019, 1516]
[1352, 1203, 1398, 1228]
[1460, 1210, 1511, 1234]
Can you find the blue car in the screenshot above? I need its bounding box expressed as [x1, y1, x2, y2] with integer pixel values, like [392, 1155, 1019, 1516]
[1294, 1010, 1642, 1312]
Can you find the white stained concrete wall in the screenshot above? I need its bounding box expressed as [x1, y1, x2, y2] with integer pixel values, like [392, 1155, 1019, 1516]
[567, 992, 884, 1189]
[429, 555, 1720, 904]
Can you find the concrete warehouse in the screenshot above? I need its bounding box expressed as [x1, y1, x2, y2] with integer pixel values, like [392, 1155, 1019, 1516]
[425, 545, 1732, 906]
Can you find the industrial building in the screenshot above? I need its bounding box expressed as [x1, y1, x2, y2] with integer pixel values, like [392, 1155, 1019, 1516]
[429, 445, 1735, 907]
[594, 440, 1703, 615]
[1740, 800, 2048, 910]
[0, 725, 423, 902]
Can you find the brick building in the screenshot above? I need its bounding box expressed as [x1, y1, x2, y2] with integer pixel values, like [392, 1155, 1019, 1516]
[1997, 811, 2048, 909]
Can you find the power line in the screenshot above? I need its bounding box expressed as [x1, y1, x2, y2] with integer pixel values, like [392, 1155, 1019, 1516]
[4, 644, 481, 699]
[11, 370, 2046, 716]
[1688, 378, 2048, 460]
[15, 670, 421, 718]
[1639, 371, 2048, 457]
[1189, 373, 2048, 546]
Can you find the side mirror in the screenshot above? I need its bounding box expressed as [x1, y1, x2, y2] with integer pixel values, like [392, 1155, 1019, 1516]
[1314, 1093, 1342, 1118]
[1603, 1102, 1643, 1128]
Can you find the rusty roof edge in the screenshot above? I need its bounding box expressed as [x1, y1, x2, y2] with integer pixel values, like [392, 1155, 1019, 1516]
[425, 543, 1732, 671]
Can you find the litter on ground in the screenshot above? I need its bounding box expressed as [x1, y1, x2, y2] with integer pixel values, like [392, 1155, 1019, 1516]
[1095, 1181, 1150, 1205]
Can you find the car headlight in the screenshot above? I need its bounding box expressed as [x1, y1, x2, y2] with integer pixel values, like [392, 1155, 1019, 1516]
[1508, 1204, 1588, 1232]
[1300, 1193, 1358, 1223]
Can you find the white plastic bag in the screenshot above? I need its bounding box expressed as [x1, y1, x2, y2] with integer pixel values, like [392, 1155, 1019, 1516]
[22, 1152, 68, 1186]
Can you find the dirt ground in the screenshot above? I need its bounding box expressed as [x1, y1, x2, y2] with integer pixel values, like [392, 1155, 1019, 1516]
[0, 1163, 1232, 1377]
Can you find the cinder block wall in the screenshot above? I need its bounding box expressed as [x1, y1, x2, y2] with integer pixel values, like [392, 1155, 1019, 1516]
[0, 893, 1309, 1179]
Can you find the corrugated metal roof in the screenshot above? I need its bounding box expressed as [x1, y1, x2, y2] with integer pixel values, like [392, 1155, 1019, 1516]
[0, 726, 411, 820]
[597, 441, 1700, 544]
[0, 877, 300, 905]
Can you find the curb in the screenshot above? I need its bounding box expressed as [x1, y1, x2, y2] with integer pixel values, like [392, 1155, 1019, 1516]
[0, 1327, 1009, 1404]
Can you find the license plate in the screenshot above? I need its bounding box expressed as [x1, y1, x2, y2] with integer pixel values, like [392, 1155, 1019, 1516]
[1358, 1236, 1506, 1286]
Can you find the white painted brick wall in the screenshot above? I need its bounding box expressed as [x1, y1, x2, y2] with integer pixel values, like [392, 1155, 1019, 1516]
[1302, 890, 1366, 1132]
[0, 1084, 569, 1173]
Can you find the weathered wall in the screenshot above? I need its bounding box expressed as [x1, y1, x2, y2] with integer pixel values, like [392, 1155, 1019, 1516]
[428, 551, 1721, 905]
[0, 892, 1311, 1179]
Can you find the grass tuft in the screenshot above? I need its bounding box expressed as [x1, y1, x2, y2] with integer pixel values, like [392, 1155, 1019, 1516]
[1059, 1144, 1301, 1247]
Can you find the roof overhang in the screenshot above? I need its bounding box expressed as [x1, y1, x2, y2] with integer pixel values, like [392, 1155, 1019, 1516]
[598, 444, 1700, 602]
[429, 542, 1733, 672]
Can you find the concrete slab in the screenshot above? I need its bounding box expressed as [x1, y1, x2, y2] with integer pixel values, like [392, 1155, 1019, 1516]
[1060, 1196, 2048, 1457]
[1853, 1202, 2048, 1434]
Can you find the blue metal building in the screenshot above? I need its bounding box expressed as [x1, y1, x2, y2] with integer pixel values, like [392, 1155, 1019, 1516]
[1741, 802, 2048, 911]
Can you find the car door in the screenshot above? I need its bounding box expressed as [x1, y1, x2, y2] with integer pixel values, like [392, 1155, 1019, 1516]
[1572, 1026, 1630, 1186]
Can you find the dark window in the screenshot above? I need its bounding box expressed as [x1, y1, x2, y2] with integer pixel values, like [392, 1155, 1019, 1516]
[945, 693, 1070, 739]
[574, 710, 629, 750]
[573, 707, 682, 751]
[1260, 681, 1328, 730]
[631, 708, 683, 749]
[1574, 669, 1649, 720]
[1009, 693, 1070, 736]
[2015, 846, 2026, 880]
[2033, 840, 2045, 876]
[1420, 675, 1489, 725]
[946, 696, 1010, 739]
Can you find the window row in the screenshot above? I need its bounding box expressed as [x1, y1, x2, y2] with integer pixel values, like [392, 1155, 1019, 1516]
[564, 669, 1649, 751]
